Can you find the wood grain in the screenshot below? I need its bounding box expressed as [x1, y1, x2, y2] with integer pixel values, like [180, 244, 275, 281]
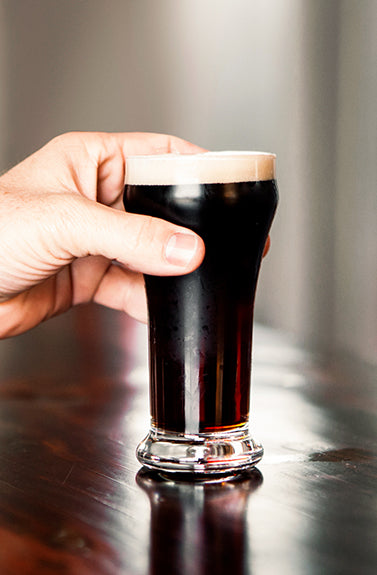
[0, 304, 376, 574]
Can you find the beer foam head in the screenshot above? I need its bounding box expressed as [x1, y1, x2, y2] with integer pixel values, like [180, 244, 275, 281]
[125, 151, 276, 185]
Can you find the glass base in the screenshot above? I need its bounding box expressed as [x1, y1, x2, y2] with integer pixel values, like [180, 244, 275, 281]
[136, 424, 263, 477]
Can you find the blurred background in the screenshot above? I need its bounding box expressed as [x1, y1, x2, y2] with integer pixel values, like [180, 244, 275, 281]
[0, 0, 376, 374]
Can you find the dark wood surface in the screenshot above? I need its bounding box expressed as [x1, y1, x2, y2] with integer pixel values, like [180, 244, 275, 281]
[0, 304, 376, 575]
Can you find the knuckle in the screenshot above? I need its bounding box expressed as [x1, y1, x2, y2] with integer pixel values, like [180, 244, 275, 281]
[48, 132, 78, 149]
[50, 131, 81, 144]
[36, 194, 88, 259]
[131, 215, 161, 254]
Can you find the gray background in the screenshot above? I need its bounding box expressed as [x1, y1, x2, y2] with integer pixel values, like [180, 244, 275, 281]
[0, 0, 376, 372]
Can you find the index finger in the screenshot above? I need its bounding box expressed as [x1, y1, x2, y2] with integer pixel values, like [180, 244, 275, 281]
[76, 132, 206, 207]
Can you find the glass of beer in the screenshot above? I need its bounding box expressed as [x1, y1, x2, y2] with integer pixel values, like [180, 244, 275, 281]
[124, 152, 278, 477]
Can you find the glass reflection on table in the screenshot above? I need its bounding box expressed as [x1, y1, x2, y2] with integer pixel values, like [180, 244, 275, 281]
[137, 468, 263, 574]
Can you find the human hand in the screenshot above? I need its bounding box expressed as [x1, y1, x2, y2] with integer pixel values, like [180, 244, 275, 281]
[0, 132, 206, 337]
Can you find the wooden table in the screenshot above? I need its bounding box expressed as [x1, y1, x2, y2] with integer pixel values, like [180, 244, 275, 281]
[0, 304, 376, 575]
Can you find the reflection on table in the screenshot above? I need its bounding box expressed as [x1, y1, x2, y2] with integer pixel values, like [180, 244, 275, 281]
[0, 304, 375, 574]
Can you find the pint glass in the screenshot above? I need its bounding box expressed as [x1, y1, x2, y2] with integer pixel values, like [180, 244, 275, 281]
[124, 152, 278, 476]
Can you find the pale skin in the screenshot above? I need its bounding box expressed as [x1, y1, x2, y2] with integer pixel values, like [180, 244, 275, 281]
[0, 132, 270, 339]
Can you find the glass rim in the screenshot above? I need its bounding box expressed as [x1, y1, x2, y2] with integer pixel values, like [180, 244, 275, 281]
[125, 151, 276, 185]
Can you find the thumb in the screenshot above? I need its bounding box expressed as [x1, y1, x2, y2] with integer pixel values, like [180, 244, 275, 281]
[54, 194, 205, 275]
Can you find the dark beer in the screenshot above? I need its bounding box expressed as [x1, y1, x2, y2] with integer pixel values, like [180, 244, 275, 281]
[124, 154, 278, 438]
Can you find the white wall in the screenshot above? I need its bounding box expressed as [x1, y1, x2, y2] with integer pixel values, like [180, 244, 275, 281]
[334, 1, 377, 365]
[0, 1, 7, 172]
